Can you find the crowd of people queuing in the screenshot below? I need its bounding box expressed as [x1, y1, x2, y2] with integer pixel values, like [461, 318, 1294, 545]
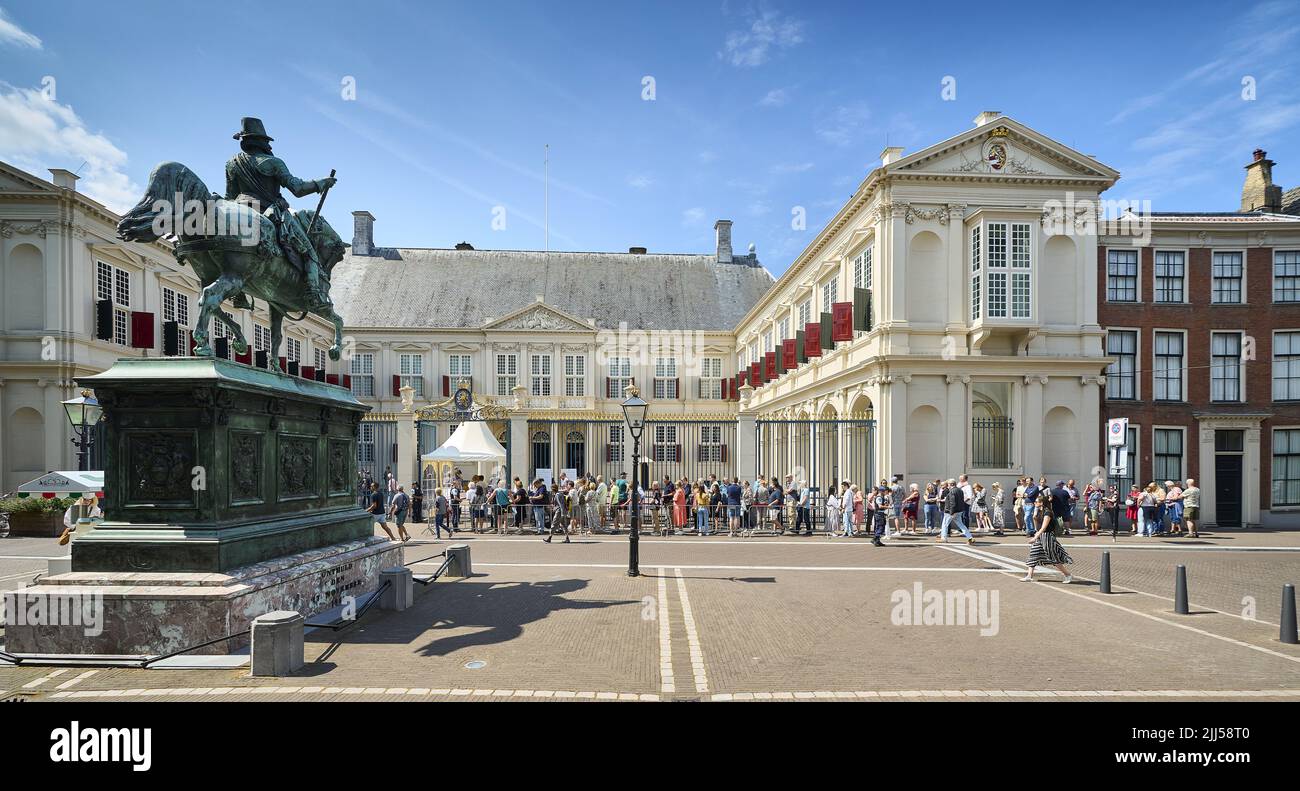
[357, 466, 1204, 577]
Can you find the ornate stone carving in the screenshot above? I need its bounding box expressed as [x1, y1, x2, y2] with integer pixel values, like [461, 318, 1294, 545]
[126, 432, 196, 504]
[904, 205, 950, 225]
[278, 436, 317, 499]
[230, 432, 263, 503]
[328, 438, 351, 495]
[1023, 375, 1049, 385]
[0, 219, 54, 238]
[498, 307, 585, 331]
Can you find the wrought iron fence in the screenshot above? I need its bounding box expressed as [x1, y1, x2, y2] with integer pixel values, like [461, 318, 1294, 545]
[971, 417, 1014, 468]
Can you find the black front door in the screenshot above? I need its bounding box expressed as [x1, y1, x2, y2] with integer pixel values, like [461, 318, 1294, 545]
[1215, 454, 1242, 527]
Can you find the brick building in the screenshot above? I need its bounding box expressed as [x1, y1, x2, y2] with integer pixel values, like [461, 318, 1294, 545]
[1099, 150, 1300, 526]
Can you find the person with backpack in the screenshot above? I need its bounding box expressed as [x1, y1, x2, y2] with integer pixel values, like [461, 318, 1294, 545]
[388, 486, 411, 542]
[433, 487, 452, 539]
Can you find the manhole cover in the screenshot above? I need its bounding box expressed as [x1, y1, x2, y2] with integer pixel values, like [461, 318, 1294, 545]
[464, 660, 487, 669]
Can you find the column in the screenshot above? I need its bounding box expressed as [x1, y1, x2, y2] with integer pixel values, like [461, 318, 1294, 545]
[509, 414, 529, 485]
[945, 374, 967, 473]
[1198, 422, 1216, 525]
[1022, 375, 1045, 475]
[945, 204, 968, 343]
[395, 406, 417, 486]
[736, 411, 757, 481]
[1245, 424, 1262, 526]
[885, 376, 908, 481]
[1080, 376, 1103, 481]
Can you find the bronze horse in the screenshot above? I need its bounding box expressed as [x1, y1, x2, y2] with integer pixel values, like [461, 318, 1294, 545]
[116, 161, 347, 369]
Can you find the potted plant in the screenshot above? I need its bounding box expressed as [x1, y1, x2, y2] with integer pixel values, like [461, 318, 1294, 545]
[0, 495, 77, 538]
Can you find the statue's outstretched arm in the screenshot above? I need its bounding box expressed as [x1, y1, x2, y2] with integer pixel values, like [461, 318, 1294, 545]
[262, 156, 326, 198]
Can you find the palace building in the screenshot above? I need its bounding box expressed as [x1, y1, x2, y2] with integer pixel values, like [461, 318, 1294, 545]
[4, 112, 1299, 527]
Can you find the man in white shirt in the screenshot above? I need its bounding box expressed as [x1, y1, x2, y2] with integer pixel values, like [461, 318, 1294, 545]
[958, 474, 974, 531]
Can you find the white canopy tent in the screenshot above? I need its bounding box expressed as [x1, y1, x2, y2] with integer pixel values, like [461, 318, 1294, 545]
[420, 421, 507, 487]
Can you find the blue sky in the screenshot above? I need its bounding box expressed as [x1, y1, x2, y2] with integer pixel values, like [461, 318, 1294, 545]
[1, 0, 1298, 275]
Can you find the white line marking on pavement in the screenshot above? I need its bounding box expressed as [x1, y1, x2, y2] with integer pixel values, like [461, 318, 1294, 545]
[0, 555, 71, 561]
[466, 562, 1006, 573]
[657, 571, 674, 695]
[674, 568, 708, 693]
[710, 689, 1300, 701]
[55, 670, 99, 689]
[22, 668, 69, 688]
[938, 543, 1026, 572]
[51, 687, 662, 701]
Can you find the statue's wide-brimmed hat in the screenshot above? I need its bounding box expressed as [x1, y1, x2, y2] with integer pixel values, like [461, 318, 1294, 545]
[233, 117, 273, 142]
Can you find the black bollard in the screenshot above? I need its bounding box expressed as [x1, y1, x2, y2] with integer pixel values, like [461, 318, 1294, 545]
[1100, 551, 1112, 594]
[1174, 565, 1189, 614]
[1282, 584, 1298, 645]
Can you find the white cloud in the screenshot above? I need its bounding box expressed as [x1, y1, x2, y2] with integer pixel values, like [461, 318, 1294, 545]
[816, 103, 870, 147]
[698, 150, 718, 164]
[0, 8, 41, 49]
[626, 173, 655, 190]
[770, 161, 813, 174]
[758, 88, 789, 107]
[720, 9, 804, 68]
[0, 84, 139, 212]
[682, 207, 706, 226]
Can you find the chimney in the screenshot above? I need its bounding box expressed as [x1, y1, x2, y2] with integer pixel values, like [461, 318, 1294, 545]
[352, 210, 375, 256]
[973, 110, 1003, 127]
[879, 146, 904, 166]
[714, 219, 733, 264]
[1241, 149, 1283, 213]
[49, 168, 79, 190]
[454, 241, 475, 250]
[629, 246, 647, 254]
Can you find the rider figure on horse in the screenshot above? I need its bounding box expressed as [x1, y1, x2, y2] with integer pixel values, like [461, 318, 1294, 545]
[225, 117, 336, 310]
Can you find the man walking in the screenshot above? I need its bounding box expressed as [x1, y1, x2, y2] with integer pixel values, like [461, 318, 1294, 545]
[368, 482, 395, 541]
[390, 485, 411, 543]
[726, 477, 743, 537]
[1182, 478, 1201, 538]
[937, 478, 973, 544]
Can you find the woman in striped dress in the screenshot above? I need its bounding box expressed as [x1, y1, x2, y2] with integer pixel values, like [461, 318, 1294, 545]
[1022, 490, 1073, 582]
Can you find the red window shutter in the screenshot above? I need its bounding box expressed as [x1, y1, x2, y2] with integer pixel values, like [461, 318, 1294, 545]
[326, 373, 340, 385]
[342, 374, 352, 390]
[721, 378, 729, 400]
[236, 348, 253, 365]
[804, 323, 822, 358]
[721, 444, 728, 463]
[278, 356, 288, 372]
[750, 362, 761, 387]
[392, 374, 401, 397]
[675, 444, 681, 461]
[130, 311, 155, 349]
[605, 377, 612, 399]
[832, 302, 854, 342]
[605, 444, 612, 462]
[300, 365, 315, 380]
[764, 352, 776, 382]
[782, 338, 797, 370]
[442, 375, 450, 397]
[675, 377, 681, 398]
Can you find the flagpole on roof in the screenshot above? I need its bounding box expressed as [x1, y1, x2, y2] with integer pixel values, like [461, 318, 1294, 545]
[544, 143, 549, 252]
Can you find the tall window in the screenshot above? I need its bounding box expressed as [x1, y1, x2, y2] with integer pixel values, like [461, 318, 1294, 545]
[350, 352, 375, 397]
[314, 347, 327, 371]
[286, 337, 302, 363]
[970, 225, 981, 320]
[1153, 332, 1184, 401]
[1211, 332, 1243, 402]
[607, 356, 631, 399]
[1275, 250, 1300, 303]
[987, 223, 1008, 318]
[1272, 429, 1300, 506]
[798, 300, 811, 328]
[763, 331, 773, 352]
[1154, 251, 1186, 303]
[253, 324, 271, 353]
[448, 354, 472, 388]
[357, 423, 376, 466]
[1212, 251, 1244, 304]
[97, 261, 131, 346]
[654, 357, 678, 399]
[821, 276, 838, 314]
[495, 353, 517, 396]
[653, 424, 679, 462]
[399, 352, 424, 397]
[608, 424, 625, 464]
[1273, 331, 1300, 401]
[1106, 330, 1137, 399]
[161, 286, 191, 356]
[563, 354, 585, 397]
[530, 354, 552, 397]
[699, 425, 723, 462]
[699, 357, 722, 399]
[853, 246, 872, 290]
[778, 318, 789, 342]
[1107, 249, 1138, 302]
[1154, 428, 1184, 483]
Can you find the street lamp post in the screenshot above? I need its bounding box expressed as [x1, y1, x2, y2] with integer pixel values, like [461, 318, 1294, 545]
[621, 386, 648, 577]
[61, 390, 103, 472]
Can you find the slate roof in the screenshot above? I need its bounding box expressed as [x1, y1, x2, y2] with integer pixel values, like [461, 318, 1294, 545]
[329, 247, 775, 331]
[1282, 186, 1300, 216]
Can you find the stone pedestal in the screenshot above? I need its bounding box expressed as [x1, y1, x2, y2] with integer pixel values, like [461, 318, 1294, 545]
[380, 566, 413, 611]
[251, 610, 305, 677]
[446, 543, 472, 578]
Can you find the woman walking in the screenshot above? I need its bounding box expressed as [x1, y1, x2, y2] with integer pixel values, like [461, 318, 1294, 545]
[990, 482, 1006, 536]
[825, 484, 841, 539]
[971, 483, 990, 532]
[903, 483, 920, 534]
[1023, 488, 1073, 583]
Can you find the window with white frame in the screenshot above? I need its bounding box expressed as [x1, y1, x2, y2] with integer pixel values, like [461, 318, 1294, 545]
[162, 287, 191, 356]
[286, 337, 302, 363]
[749, 341, 759, 366]
[699, 357, 722, 399]
[1153, 332, 1184, 402]
[1275, 251, 1300, 303]
[969, 221, 1031, 319]
[448, 354, 472, 388]
[253, 324, 271, 353]
[350, 352, 375, 397]
[763, 331, 773, 353]
[608, 424, 625, 463]
[1212, 251, 1244, 304]
[607, 356, 631, 399]
[530, 354, 551, 396]
[654, 357, 678, 399]
[357, 422, 376, 465]
[778, 318, 789, 342]
[96, 261, 131, 346]
[563, 354, 585, 397]
[1211, 331, 1243, 402]
[314, 347, 327, 371]
[1154, 251, 1186, 303]
[1106, 249, 1138, 302]
[798, 300, 811, 328]
[1106, 330, 1137, 400]
[1273, 331, 1300, 401]
[700, 424, 724, 462]
[495, 353, 518, 396]
[853, 246, 872, 290]
[1153, 428, 1184, 483]
[399, 352, 424, 397]
[821, 276, 838, 315]
[970, 226, 981, 321]
[1272, 429, 1300, 506]
[653, 424, 679, 462]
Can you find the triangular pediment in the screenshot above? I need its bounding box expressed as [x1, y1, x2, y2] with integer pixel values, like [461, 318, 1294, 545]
[483, 301, 594, 332]
[0, 161, 58, 194]
[891, 117, 1119, 181]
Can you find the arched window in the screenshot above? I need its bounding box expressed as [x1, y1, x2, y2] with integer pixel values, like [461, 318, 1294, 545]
[564, 431, 585, 473]
[531, 430, 551, 477]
